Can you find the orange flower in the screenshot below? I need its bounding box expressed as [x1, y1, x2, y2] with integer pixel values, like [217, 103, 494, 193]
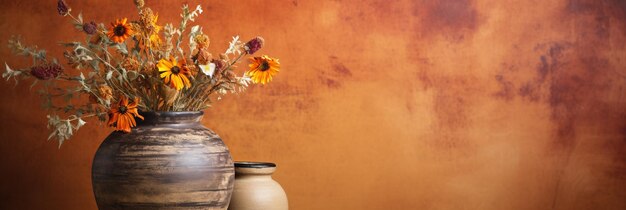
[246, 55, 280, 85]
[108, 96, 143, 133]
[107, 18, 133, 43]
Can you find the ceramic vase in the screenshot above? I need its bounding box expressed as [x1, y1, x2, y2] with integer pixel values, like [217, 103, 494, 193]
[228, 162, 288, 210]
[92, 111, 234, 209]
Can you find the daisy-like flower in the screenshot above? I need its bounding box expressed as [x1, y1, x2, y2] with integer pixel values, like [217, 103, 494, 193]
[157, 57, 191, 90]
[246, 55, 280, 85]
[107, 18, 133, 43]
[108, 96, 143, 133]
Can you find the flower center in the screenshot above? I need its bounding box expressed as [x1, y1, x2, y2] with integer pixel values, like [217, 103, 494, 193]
[170, 66, 181, 74]
[260, 61, 270, 71]
[119, 106, 128, 114]
[114, 25, 126, 36]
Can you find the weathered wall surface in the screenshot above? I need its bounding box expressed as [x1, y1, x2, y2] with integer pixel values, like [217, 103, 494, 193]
[0, 0, 625, 209]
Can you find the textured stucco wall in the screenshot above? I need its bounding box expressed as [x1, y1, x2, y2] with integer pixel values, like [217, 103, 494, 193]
[0, 0, 625, 209]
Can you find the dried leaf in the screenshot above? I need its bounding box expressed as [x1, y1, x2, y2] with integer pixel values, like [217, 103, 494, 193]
[160, 86, 179, 107]
[75, 118, 86, 130]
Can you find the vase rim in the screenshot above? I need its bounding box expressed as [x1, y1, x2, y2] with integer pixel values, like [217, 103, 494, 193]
[136, 111, 204, 126]
[235, 161, 276, 168]
[138, 111, 204, 115]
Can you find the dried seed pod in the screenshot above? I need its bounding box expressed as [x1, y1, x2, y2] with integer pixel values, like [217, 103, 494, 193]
[244, 36, 264, 54]
[134, 0, 145, 8]
[30, 63, 63, 80]
[57, 0, 70, 16]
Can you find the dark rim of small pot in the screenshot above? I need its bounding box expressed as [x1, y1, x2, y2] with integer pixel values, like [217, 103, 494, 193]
[235, 162, 277, 168]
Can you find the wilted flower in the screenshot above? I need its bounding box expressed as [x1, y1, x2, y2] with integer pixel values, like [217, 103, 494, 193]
[108, 96, 143, 133]
[193, 48, 212, 65]
[122, 58, 140, 71]
[139, 8, 160, 33]
[3, 1, 282, 146]
[57, 0, 70, 16]
[244, 36, 264, 55]
[134, 0, 145, 8]
[30, 63, 63, 80]
[89, 85, 113, 104]
[98, 85, 114, 101]
[212, 59, 226, 71]
[83, 21, 98, 35]
[194, 34, 210, 49]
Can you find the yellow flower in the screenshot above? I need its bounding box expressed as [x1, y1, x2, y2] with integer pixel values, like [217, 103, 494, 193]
[157, 57, 191, 90]
[149, 33, 161, 48]
[107, 18, 133, 43]
[246, 55, 280, 85]
[194, 34, 210, 49]
[140, 8, 162, 48]
[108, 96, 143, 133]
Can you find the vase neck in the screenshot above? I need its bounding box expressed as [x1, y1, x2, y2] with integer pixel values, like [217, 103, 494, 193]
[136, 111, 204, 126]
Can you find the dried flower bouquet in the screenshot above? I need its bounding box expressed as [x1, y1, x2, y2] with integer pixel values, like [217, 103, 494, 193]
[2, 0, 281, 147]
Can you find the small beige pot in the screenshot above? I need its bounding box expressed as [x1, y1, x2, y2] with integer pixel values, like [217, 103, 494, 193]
[228, 162, 288, 210]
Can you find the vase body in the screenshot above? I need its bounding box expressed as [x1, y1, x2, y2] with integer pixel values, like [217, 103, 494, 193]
[92, 111, 234, 210]
[228, 162, 288, 210]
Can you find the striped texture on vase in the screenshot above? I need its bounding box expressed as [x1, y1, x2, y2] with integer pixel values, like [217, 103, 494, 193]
[92, 112, 234, 210]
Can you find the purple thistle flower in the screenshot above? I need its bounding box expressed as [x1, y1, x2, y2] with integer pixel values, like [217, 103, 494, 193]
[244, 37, 265, 55]
[30, 64, 63, 80]
[57, 0, 70, 16]
[83, 21, 98, 35]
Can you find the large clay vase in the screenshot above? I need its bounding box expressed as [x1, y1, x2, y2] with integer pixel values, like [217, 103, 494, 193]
[228, 162, 288, 210]
[92, 111, 234, 210]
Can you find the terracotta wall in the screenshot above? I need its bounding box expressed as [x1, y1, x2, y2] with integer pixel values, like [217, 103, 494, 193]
[1, 0, 625, 209]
